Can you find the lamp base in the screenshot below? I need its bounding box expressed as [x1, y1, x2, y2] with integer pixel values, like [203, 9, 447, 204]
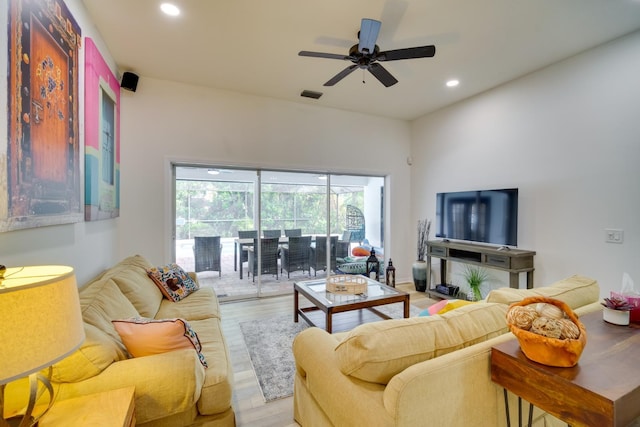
[3, 415, 36, 427]
[1, 371, 53, 427]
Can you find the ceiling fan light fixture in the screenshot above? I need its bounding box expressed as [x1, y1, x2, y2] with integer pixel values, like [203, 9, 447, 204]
[299, 18, 436, 88]
[160, 3, 180, 17]
[446, 79, 460, 87]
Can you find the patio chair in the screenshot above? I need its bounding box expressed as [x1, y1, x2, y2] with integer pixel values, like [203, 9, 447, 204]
[284, 228, 302, 237]
[238, 230, 258, 268]
[238, 230, 258, 239]
[193, 236, 222, 276]
[280, 236, 311, 278]
[248, 237, 280, 282]
[263, 229, 282, 238]
[309, 235, 338, 276]
[336, 231, 352, 259]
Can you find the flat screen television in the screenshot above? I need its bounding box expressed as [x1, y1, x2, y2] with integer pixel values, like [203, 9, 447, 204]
[435, 188, 518, 247]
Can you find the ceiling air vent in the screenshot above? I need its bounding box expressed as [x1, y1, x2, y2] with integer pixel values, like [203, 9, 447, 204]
[300, 90, 323, 99]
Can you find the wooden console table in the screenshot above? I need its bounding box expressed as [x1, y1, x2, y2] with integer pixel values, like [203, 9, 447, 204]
[491, 311, 640, 427]
[426, 240, 535, 299]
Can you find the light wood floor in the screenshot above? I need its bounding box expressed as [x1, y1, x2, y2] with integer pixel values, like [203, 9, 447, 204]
[219, 282, 434, 426]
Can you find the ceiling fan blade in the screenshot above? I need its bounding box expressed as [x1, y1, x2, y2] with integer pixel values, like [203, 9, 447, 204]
[298, 51, 350, 60]
[377, 45, 436, 61]
[368, 63, 398, 87]
[358, 18, 381, 54]
[324, 65, 358, 86]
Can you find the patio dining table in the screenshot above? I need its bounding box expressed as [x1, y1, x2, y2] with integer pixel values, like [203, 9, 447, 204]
[233, 235, 341, 279]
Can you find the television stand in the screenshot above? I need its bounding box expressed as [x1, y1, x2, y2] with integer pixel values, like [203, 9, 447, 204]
[425, 240, 535, 299]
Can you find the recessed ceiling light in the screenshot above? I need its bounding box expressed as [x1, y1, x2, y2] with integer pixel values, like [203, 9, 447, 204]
[160, 3, 180, 16]
[446, 79, 460, 88]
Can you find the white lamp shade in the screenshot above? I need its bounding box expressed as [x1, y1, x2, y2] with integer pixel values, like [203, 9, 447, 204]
[0, 266, 85, 384]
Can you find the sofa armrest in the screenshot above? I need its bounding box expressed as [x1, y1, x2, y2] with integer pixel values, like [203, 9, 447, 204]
[293, 327, 394, 426]
[381, 333, 513, 426]
[55, 349, 205, 424]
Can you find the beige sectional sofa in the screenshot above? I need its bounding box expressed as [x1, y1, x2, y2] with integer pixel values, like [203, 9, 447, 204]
[293, 275, 602, 427]
[8, 255, 235, 426]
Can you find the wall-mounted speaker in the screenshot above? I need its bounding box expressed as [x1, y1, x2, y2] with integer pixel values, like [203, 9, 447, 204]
[120, 72, 139, 92]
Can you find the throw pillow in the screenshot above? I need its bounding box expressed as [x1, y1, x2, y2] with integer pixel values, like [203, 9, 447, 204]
[437, 299, 476, 314]
[112, 318, 207, 367]
[351, 246, 370, 257]
[147, 263, 199, 302]
[335, 303, 508, 384]
[418, 299, 449, 316]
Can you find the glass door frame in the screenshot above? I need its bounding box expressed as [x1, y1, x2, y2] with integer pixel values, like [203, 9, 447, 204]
[171, 163, 386, 300]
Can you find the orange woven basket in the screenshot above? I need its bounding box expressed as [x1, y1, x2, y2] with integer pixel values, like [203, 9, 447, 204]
[507, 296, 587, 367]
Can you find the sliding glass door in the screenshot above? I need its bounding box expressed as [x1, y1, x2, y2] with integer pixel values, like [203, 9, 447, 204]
[330, 174, 385, 279]
[173, 165, 385, 301]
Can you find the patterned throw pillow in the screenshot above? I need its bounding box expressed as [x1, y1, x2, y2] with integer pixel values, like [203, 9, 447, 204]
[147, 263, 199, 302]
[112, 318, 207, 367]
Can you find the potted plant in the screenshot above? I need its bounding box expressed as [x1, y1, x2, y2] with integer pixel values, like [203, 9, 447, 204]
[462, 265, 488, 301]
[601, 297, 633, 325]
[412, 219, 431, 291]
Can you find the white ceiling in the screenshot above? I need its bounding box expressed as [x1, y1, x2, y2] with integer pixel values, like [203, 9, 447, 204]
[81, 0, 640, 121]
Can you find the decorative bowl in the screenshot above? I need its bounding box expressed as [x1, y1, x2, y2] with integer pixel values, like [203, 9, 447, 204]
[507, 296, 587, 367]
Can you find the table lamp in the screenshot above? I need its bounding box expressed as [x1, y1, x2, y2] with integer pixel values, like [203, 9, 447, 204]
[0, 265, 85, 427]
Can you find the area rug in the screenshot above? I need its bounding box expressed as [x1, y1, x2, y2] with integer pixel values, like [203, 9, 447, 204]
[239, 303, 422, 402]
[239, 315, 308, 402]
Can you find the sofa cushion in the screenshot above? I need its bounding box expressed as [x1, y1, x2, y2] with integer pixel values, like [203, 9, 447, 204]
[147, 263, 199, 302]
[98, 255, 164, 318]
[485, 275, 599, 309]
[156, 286, 221, 321]
[112, 318, 207, 367]
[79, 278, 140, 352]
[335, 302, 508, 384]
[51, 323, 125, 382]
[188, 318, 234, 415]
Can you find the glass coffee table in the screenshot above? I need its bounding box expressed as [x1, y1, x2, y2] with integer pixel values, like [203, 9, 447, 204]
[294, 276, 410, 333]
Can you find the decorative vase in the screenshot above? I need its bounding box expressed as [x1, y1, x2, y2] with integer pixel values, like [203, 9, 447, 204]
[470, 287, 483, 302]
[412, 260, 428, 292]
[602, 307, 630, 326]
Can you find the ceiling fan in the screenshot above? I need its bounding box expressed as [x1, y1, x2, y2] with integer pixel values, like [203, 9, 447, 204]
[299, 18, 436, 87]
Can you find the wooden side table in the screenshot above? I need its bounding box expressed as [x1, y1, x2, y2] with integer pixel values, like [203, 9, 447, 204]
[39, 386, 135, 427]
[491, 311, 640, 427]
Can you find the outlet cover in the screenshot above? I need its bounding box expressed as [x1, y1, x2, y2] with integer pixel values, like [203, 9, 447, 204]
[605, 228, 624, 244]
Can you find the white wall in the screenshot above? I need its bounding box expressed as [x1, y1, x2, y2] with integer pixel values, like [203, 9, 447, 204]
[0, 0, 121, 285]
[118, 79, 413, 278]
[411, 31, 640, 297]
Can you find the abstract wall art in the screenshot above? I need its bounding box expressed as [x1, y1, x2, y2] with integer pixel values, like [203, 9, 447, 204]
[84, 37, 120, 221]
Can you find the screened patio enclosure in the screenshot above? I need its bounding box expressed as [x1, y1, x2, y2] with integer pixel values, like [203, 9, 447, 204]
[173, 166, 385, 301]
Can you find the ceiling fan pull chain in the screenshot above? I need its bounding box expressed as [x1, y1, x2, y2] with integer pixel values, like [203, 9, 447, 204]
[362, 69, 366, 84]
